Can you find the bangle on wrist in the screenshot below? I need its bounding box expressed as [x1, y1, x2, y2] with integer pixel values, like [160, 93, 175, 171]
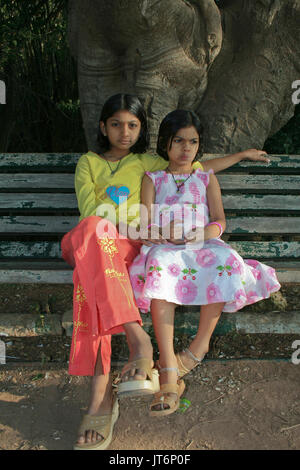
[205, 222, 223, 238]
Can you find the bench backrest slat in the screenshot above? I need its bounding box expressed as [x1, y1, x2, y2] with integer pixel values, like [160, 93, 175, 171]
[1, 193, 299, 211]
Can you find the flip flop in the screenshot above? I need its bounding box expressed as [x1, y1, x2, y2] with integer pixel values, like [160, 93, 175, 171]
[117, 357, 160, 397]
[73, 395, 119, 450]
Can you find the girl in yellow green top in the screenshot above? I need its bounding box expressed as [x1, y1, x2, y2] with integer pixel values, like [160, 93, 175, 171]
[61, 93, 269, 450]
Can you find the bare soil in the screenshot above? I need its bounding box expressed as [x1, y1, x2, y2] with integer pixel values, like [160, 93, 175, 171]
[0, 360, 299, 451]
[0, 283, 299, 451]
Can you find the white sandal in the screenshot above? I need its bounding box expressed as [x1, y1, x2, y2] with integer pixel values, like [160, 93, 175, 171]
[117, 358, 160, 397]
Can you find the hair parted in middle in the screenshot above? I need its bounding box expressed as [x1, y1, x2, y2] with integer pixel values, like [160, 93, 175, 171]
[97, 93, 150, 154]
[156, 109, 204, 162]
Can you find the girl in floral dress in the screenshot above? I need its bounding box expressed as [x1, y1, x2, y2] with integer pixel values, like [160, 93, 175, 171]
[129, 110, 281, 416]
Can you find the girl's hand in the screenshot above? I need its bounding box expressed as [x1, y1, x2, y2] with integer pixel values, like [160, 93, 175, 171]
[140, 224, 167, 246]
[184, 226, 204, 245]
[165, 219, 185, 245]
[239, 149, 270, 163]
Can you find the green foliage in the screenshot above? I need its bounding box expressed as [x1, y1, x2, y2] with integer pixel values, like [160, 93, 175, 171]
[0, 0, 86, 152]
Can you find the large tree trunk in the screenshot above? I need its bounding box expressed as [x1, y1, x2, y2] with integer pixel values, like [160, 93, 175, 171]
[198, 0, 300, 152]
[68, 0, 300, 153]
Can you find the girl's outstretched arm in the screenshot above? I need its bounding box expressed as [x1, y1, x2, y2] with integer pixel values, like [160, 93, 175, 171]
[201, 149, 270, 174]
[205, 173, 226, 240]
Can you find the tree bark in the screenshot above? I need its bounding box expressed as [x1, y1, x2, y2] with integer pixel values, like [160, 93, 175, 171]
[198, 0, 300, 152]
[68, 0, 300, 153]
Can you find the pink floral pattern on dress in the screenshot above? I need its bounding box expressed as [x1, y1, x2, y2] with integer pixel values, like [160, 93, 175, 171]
[252, 268, 262, 280]
[156, 175, 167, 195]
[189, 182, 201, 204]
[165, 195, 180, 205]
[267, 267, 277, 278]
[137, 297, 151, 313]
[196, 249, 217, 267]
[206, 283, 223, 303]
[246, 291, 260, 304]
[225, 253, 243, 275]
[129, 168, 281, 313]
[234, 289, 247, 308]
[148, 258, 160, 270]
[175, 279, 198, 303]
[130, 274, 145, 292]
[168, 263, 181, 277]
[145, 272, 161, 291]
[245, 259, 259, 268]
[196, 172, 210, 187]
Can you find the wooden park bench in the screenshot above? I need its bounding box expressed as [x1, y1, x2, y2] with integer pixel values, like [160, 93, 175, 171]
[0, 153, 299, 337]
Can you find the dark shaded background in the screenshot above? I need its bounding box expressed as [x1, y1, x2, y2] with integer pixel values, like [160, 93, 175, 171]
[0, 0, 299, 154]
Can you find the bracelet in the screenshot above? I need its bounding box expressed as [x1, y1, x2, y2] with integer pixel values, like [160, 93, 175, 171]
[205, 222, 223, 238]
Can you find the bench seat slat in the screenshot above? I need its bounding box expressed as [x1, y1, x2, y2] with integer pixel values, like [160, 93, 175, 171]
[1, 240, 299, 259]
[0, 260, 299, 283]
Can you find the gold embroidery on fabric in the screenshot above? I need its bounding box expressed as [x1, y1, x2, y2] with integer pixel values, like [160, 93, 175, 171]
[97, 236, 118, 258]
[71, 283, 87, 364]
[76, 283, 87, 305]
[105, 268, 126, 280]
[97, 235, 133, 308]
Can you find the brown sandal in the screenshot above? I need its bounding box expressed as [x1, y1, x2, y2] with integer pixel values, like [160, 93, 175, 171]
[149, 367, 185, 417]
[73, 395, 119, 450]
[176, 349, 204, 378]
[155, 349, 203, 379]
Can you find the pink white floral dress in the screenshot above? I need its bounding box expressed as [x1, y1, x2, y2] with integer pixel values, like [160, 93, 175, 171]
[129, 168, 281, 313]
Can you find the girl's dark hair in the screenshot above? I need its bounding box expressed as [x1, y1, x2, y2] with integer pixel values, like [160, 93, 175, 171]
[156, 109, 204, 161]
[97, 93, 149, 154]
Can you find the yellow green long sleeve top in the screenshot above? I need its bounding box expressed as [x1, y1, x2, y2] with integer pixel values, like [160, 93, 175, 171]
[75, 151, 203, 226]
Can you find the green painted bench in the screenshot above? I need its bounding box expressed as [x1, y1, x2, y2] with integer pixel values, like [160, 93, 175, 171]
[0, 153, 299, 286]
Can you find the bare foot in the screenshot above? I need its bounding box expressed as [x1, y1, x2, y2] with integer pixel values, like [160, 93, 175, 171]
[121, 322, 153, 382]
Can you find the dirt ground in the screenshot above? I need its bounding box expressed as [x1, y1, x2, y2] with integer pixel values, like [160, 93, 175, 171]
[0, 359, 299, 451]
[0, 283, 299, 451]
